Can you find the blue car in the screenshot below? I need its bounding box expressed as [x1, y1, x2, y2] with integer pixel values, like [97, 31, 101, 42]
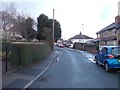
[95, 46, 120, 72]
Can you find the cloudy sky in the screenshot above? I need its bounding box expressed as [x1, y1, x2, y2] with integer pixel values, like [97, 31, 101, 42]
[1, 0, 120, 40]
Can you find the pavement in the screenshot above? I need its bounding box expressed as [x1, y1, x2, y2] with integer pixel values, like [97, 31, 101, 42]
[2, 50, 60, 89]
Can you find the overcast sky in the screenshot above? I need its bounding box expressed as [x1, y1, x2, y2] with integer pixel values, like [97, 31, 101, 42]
[1, 0, 120, 40]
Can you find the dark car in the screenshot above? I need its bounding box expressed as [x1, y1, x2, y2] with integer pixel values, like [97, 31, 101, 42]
[95, 46, 120, 72]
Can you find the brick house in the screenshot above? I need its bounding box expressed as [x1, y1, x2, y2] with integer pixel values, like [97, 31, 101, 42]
[8, 25, 23, 41]
[96, 15, 120, 47]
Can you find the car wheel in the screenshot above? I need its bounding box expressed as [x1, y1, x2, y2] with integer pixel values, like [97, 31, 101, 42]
[105, 63, 110, 72]
[96, 61, 98, 65]
[96, 61, 101, 66]
[96, 60, 98, 65]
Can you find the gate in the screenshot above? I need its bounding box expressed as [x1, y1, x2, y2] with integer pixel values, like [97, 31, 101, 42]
[2, 43, 12, 72]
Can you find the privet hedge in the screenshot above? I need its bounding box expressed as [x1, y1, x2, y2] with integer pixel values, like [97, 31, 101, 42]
[10, 42, 51, 67]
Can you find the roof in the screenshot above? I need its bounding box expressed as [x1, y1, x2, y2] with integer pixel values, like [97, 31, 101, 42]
[64, 40, 73, 44]
[99, 36, 117, 41]
[9, 25, 21, 32]
[116, 22, 120, 29]
[96, 22, 120, 34]
[96, 23, 116, 34]
[69, 34, 93, 40]
[94, 35, 117, 42]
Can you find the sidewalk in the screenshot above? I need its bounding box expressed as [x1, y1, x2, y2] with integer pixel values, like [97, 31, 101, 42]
[2, 50, 59, 89]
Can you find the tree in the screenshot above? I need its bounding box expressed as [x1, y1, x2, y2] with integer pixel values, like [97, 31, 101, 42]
[36, 14, 49, 40]
[20, 17, 36, 41]
[36, 14, 61, 42]
[1, 2, 17, 30]
[50, 19, 61, 42]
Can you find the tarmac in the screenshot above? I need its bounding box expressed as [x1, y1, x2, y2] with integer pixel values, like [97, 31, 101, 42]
[1, 50, 60, 89]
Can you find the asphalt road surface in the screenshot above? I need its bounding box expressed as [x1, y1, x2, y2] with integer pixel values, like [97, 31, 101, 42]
[28, 46, 119, 89]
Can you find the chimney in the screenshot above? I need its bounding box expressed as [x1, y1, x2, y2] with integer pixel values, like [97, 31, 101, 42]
[115, 1, 120, 24]
[115, 15, 120, 24]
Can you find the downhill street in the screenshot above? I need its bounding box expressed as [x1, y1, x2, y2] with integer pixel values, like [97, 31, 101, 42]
[28, 46, 119, 88]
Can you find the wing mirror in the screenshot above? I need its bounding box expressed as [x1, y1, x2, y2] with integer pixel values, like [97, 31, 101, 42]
[96, 50, 99, 54]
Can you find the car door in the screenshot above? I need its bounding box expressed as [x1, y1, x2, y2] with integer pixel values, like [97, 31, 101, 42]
[99, 47, 108, 64]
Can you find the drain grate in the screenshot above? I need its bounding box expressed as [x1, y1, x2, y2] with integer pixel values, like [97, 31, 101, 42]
[38, 76, 51, 82]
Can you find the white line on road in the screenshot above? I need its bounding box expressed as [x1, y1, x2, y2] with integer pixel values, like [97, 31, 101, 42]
[22, 52, 60, 90]
[88, 58, 95, 63]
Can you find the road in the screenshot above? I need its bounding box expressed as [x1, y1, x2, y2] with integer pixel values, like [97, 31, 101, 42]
[28, 46, 119, 88]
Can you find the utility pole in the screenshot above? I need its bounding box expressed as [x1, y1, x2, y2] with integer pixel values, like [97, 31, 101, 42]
[52, 9, 55, 50]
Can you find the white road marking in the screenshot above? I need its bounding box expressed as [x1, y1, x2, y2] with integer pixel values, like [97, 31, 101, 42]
[89, 58, 95, 63]
[56, 57, 59, 62]
[22, 52, 60, 90]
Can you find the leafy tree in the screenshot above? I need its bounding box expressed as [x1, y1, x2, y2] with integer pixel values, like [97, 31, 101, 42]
[36, 14, 61, 42]
[53, 19, 61, 42]
[20, 17, 36, 41]
[36, 14, 49, 40]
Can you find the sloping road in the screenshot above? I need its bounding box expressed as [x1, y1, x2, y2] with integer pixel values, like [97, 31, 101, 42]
[28, 47, 119, 88]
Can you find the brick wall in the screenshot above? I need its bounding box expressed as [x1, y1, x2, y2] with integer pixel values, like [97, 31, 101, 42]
[73, 42, 98, 54]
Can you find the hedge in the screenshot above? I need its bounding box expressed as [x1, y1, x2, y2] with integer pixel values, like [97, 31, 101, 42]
[10, 42, 51, 67]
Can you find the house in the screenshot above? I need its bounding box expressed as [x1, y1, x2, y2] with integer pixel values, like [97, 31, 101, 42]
[63, 40, 73, 48]
[96, 15, 120, 48]
[69, 32, 94, 44]
[8, 25, 23, 41]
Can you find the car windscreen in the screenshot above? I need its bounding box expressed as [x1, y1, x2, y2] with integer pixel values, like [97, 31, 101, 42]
[111, 47, 120, 56]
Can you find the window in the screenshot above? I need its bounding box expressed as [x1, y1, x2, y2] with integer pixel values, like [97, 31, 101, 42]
[112, 47, 120, 56]
[114, 30, 116, 34]
[113, 30, 117, 35]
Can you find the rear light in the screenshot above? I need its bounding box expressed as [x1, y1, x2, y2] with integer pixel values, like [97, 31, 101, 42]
[108, 54, 114, 58]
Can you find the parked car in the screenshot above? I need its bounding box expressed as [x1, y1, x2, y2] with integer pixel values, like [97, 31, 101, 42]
[95, 46, 120, 72]
[58, 44, 64, 48]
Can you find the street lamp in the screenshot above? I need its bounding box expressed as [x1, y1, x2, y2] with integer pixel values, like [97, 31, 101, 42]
[82, 24, 84, 50]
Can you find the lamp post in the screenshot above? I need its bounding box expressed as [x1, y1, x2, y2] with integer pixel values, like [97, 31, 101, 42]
[82, 24, 84, 50]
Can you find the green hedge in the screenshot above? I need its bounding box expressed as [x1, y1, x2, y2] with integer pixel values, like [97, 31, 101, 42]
[10, 42, 51, 67]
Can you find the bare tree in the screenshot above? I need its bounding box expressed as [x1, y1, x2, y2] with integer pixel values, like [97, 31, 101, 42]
[1, 2, 17, 30]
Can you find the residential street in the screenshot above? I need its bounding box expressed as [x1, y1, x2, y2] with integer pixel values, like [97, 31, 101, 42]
[28, 46, 119, 88]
